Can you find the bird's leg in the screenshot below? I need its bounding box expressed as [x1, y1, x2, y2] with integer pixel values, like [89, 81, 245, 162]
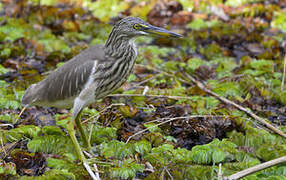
[72, 97, 92, 151]
[66, 116, 86, 162]
[74, 110, 92, 151]
[67, 113, 98, 180]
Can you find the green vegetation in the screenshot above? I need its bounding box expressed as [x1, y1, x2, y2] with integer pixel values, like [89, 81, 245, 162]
[0, 0, 286, 179]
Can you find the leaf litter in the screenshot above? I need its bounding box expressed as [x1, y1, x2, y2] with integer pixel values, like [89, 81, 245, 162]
[0, 0, 286, 179]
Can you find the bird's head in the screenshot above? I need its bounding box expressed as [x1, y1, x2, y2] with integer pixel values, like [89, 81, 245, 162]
[113, 17, 182, 38]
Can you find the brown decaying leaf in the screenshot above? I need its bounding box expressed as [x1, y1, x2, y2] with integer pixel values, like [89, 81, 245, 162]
[5, 151, 46, 176]
[147, 0, 183, 26]
[114, 103, 236, 149]
[245, 88, 286, 125]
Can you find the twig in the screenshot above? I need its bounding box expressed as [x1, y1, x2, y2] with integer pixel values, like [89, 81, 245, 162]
[183, 72, 286, 138]
[83, 151, 101, 179]
[88, 123, 95, 147]
[83, 150, 93, 159]
[108, 94, 194, 100]
[281, 56, 286, 91]
[0, 137, 6, 157]
[135, 64, 192, 85]
[218, 163, 223, 180]
[225, 156, 286, 180]
[145, 115, 227, 124]
[0, 124, 14, 128]
[93, 163, 101, 180]
[82, 103, 125, 124]
[164, 167, 174, 180]
[83, 161, 99, 180]
[126, 115, 224, 143]
[134, 74, 161, 87]
[142, 86, 149, 95]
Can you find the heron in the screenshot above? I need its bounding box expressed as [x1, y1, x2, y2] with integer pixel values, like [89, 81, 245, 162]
[21, 17, 182, 175]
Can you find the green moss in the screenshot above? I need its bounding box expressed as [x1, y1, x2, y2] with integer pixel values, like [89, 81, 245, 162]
[83, 0, 130, 22]
[271, 11, 286, 32]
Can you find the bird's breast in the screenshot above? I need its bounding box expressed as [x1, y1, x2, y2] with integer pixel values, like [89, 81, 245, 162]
[94, 49, 137, 99]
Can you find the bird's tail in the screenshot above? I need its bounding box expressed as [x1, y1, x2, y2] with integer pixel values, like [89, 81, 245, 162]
[21, 84, 38, 106]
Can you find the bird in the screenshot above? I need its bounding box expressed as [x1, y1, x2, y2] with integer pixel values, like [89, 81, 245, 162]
[21, 17, 182, 166]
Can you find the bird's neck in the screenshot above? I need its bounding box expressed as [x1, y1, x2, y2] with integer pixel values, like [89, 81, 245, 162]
[104, 30, 137, 60]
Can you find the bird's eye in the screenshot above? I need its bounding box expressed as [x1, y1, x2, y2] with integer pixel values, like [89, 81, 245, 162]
[133, 24, 141, 30]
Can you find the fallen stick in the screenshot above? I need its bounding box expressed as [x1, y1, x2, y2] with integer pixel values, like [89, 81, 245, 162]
[226, 156, 286, 180]
[183, 72, 286, 138]
[135, 64, 191, 85]
[108, 94, 194, 100]
[82, 103, 125, 124]
[83, 161, 100, 180]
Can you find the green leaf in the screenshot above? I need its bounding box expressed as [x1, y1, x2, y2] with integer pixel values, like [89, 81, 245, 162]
[27, 135, 74, 155]
[212, 148, 225, 163]
[249, 59, 274, 72]
[225, 0, 249, 7]
[187, 58, 204, 72]
[127, 74, 136, 82]
[0, 48, 11, 58]
[19, 169, 75, 180]
[91, 125, 117, 144]
[100, 140, 132, 159]
[133, 140, 151, 156]
[111, 159, 144, 179]
[208, 80, 244, 97]
[0, 162, 16, 176]
[190, 147, 212, 164]
[145, 144, 175, 165]
[0, 65, 9, 75]
[144, 123, 162, 133]
[42, 126, 65, 136]
[187, 19, 220, 30]
[271, 11, 286, 32]
[84, 0, 130, 22]
[30, 0, 58, 6]
[189, 139, 238, 164]
[0, 114, 18, 123]
[177, 0, 194, 11]
[6, 125, 41, 142]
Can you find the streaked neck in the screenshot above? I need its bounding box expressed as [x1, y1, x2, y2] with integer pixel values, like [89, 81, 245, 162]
[104, 29, 137, 59]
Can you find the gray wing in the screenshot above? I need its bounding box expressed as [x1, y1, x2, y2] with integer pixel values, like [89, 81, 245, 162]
[21, 45, 107, 106]
[38, 60, 95, 102]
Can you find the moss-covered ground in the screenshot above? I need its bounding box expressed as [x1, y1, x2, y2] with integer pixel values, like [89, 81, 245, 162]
[0, 0, 286, 179]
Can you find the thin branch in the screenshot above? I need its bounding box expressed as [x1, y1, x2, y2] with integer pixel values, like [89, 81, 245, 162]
[93, 163, 101, 180]
[0, 137, 6, 157]
[226, 156, 286, 180]
[281, 55, 286, 91]
[83, 161, 99, 180]
[83, 150, 93, 159]
[88, 123, 95, 146]
[0, 124, 14, 128]
[82, 103, 125, 124]
[218, 163, 223, 180]
[164, 167, 174, 180]
[133, 74, 161, 87]
[145, 115, 227, 124]
[135, 64, 192, 85]
[183, 72, 286, 138]
[108, 94, 194, 100]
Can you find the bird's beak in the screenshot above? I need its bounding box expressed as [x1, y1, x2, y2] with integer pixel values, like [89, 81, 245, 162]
[142, 25, 182, 38]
